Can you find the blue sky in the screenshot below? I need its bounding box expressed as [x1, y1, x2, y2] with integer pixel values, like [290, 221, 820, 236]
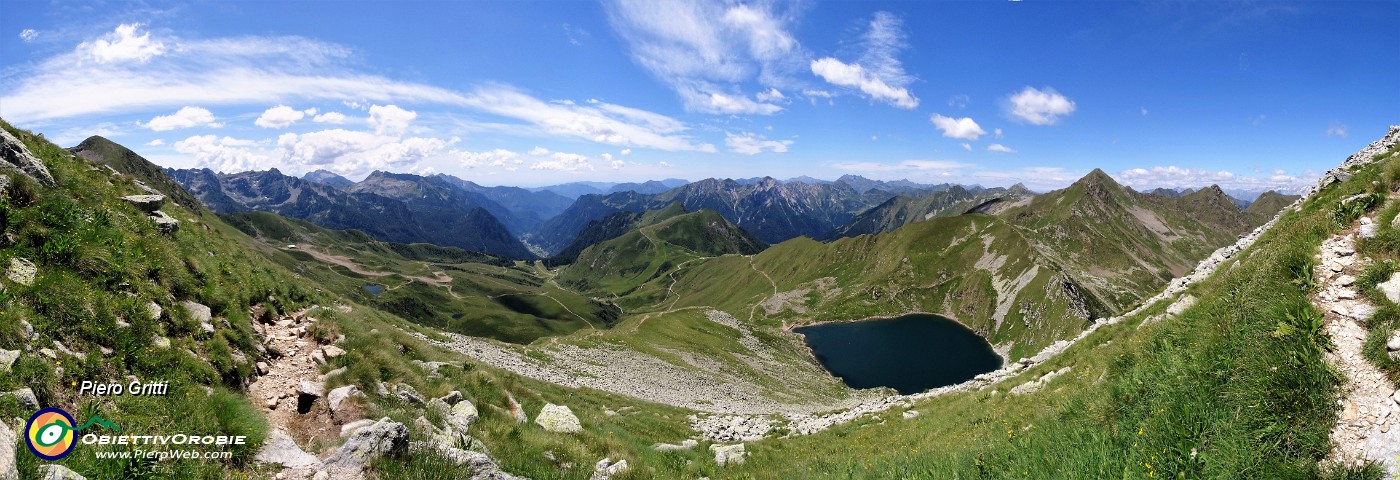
[1, 0, 1395, 192]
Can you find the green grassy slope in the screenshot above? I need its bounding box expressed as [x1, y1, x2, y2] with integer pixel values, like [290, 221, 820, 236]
[706, 137, 1400, 480]
[1000, 169, 1252, 313]
[558, 205, 764, 297]
[220, 210, 621, 344]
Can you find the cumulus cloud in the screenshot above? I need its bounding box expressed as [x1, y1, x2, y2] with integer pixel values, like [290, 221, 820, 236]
[930, 114, 987, 141]
[455, 149, 521, 168]
[175, 135, 272, 172]
[809, 12, 918, 109]
[620, 148, 632, 156]
[755, 88, 786, 103]
[312, 111, 347, 124]
[140, 106, 222, 131]
[255, 105, 305, 128]
[994, 128, 1004, 139]
[531, 152, 594, 172]
[1114, 165, 1309, 194]
[986, 144, 1015, 153]
[368, 104, 416, 135]
[725, 131, 793, 155]
[1326, 122, 1349, 138]
[604, 0, 796, 114]
[19, 29, 37, 42]
[146, 139, 164, 146]
[78, 23, 165, 63]
[1006, 87, 1076, 125]
[277, 128, 452, 176]
[462, 87, 715, 152]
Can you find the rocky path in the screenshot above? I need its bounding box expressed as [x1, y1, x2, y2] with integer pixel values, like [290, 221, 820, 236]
[1318, 218, 1400, 476]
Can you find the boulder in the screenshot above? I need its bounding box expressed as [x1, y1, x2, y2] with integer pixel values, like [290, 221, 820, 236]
[1, 421, 16, 480]
[146, 302, 163, 321]
[447, 400, 479, 433]
[1360, 217, 1380, 239]
[1388, 331, 1400, 352]
[393, 383, 425, 405]
[6, 258, 36, 286]
[181, 301, 212, 324]
[427, 398, 451, 417]
[408, 442, 523, 479]
[323, 418, 408, 471]
[1381, 272, 1400, 304]
[297, 379, 324, 414]
[152, 336, 171, 349]
[119, 195, 165, 213]
[7, 388, 37, 410]
[36, 465, 85, 480]
[0, 128, 55, 186]
[591, 458, 629, 480]
[436, 390, 464, 405]
[150, 210, 179, 234]
[1166, 294, 1196, 316]
[652, 439, 698, 451]
[321, 345, 346, 358]
[711, 443, 746, 466]
[0, 350, 17, 373]
[328, 385, 359, 413]
[252, 429, 320, 468]
[340, 419, 376, 438]
[535, 404, 581, 433]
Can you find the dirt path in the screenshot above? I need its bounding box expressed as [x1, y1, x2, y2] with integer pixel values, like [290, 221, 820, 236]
[1317, 216, 1400, 476]
[296, 246, 451, 286]
[248, 306, 360, 479]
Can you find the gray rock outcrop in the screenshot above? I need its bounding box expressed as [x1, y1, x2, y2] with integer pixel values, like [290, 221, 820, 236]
[1, 421, 16, 480]
[37, 465, 85, 480]
[535, 404, 581, 433]
[407, 442, 523, 479]
[0, 350, 17, 373]
[710, 443, 746, 466]
[6, 258, 36, 286]
[328, 385, 358, 413]
[120, 194, 165, 213]
[252, 429, 320, 468]
[0, 127, 55, 186]
[323, 417, 408, 471]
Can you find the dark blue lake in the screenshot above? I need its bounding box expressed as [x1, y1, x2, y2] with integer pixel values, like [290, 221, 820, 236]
[794, 314, 1003, 395]
[362, 284, 383, 295]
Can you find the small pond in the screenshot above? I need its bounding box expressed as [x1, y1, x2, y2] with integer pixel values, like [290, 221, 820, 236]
[362, 284, 383, 295]
[794, 313, 1002, 395]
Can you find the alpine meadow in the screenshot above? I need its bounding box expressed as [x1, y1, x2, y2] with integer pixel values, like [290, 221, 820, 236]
[0, 1, 1397, 479]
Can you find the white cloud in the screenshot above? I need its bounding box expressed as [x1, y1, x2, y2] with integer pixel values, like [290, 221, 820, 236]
[809, 12, 918, 109]
[832, 160, 965, 172]
[528, 146, 550, 156]
[312, 111, 347, 124]
[531, 152, 594, 172]
[1326, 122, 1349, 138]
[255, 105, 306, 128]
[146, 139, 164, 146]
[986, 143, 1015, 153]
[1140, 106, 1149, 116]
[601, 153, 614, 162]
[725, 131, 793, 155]
[140, 106, 222, 131]
[610, 159, 625, 169]
[455, 149, 521, 168]
[930, 114, 987, 141]
[620, 148, 632, 156]
[603, 0, 794, 114]
[78, 23, 166, 63]
[680, 87, 782, 115]
[277, 128, 452, 176]
[755, 88, 786, 102]
[948, 94, 970, 109]
[19, 29, 37, 42]
[994, 128, 1004, 139]
[1114, 165, 1309, 193]
[175, 134, 272, 173]
[960, 143, 972, 151]
[1006, 86, 1076, 125]
[461, 86, 714, 151]
[368, 104, 416, 135]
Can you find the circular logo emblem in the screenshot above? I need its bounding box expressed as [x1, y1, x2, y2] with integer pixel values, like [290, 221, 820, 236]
[25, 408, 77, 460]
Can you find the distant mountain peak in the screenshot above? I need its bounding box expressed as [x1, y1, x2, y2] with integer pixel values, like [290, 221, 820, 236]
[302, 169, 353, 188]
[1073, 168, 1122, 190]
